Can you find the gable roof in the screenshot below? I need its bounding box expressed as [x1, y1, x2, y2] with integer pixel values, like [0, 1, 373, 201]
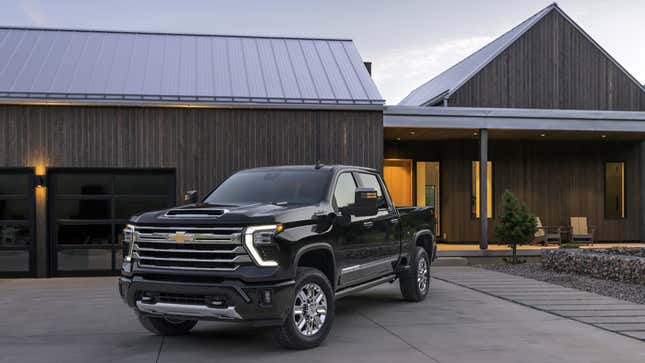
[399, 3, 645, 106]
[0, 27, 383, 107]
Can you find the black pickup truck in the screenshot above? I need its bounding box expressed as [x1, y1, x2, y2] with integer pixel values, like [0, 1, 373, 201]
[119, 165, 436, 349]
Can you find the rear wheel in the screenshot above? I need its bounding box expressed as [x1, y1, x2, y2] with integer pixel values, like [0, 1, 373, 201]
[277, 267, 334, 349]
[400, 246, 430, 302]
[137, 314, 197, 336]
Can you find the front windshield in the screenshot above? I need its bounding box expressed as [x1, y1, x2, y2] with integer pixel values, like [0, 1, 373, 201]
[204, 169, 332, 205]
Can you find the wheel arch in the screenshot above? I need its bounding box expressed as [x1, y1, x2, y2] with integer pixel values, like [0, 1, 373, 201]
[293, 243, 337, 290]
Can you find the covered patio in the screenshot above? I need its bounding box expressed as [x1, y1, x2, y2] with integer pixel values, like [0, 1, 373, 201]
[384, 106, 645, 248]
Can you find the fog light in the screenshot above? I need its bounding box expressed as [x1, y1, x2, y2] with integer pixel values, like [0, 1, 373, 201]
[260, 289, 272, 305]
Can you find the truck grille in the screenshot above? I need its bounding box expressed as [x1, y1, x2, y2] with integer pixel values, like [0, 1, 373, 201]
[132, 226, 250, 271]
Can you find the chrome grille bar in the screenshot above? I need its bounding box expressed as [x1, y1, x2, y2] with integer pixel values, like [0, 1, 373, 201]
[132, 226, 249, 271]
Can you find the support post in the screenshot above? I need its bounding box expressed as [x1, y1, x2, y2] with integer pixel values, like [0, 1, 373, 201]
[479, 129, 488, 250]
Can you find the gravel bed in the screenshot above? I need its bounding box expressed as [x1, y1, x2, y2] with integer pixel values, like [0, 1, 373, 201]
[480, 262, 645, 305]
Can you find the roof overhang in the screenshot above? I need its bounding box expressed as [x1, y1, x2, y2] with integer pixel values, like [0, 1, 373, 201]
[0, 98, 385, 111]
[384, 106, 645, 133]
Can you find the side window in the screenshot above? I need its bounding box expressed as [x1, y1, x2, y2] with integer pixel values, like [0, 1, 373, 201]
[357, 173, 388, 209]
[333, 173, 357, 209]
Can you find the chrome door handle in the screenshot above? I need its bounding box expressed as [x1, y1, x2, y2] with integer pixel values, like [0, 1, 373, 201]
[363, 221, 374, 228]
[390, 218, 399, 224]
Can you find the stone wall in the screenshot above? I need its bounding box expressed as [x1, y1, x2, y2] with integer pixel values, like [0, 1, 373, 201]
[541, 248, 645, 285]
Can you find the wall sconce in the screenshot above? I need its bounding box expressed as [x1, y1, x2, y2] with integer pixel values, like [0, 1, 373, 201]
[35, 175, 47, 188]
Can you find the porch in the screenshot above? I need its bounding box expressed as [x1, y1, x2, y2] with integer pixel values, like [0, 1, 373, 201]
[383, 106, 645, 248]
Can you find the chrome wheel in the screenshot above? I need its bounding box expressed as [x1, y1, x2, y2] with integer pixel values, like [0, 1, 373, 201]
[417, 256, 429, 293]
[293, 282, 327, 336]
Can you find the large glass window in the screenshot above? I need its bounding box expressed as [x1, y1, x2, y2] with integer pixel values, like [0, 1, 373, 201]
[605, 162, 625, 219]
[471, 161, 493, 219]
[49, 170, 175, 275]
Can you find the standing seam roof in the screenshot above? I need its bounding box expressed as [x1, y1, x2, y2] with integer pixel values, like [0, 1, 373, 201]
[0, 27, 384, 106]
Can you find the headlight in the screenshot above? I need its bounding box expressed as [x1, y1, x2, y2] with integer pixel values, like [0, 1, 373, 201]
[122, 224, 136, 262]
[244, 225, 282, 267]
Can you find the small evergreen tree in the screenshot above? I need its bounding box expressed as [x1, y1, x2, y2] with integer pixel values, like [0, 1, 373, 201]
[494, 190, 538, 264]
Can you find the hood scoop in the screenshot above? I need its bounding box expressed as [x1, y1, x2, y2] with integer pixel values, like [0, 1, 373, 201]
[164, 209, 228, 217]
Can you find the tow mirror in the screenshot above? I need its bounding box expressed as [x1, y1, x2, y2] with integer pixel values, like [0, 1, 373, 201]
[183, 190, 198, 204]
[348, 187, 379, 217]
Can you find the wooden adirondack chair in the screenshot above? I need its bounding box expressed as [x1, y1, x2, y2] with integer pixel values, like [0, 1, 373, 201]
[534, 217, 561, 245]
[569, 217, 595, 245]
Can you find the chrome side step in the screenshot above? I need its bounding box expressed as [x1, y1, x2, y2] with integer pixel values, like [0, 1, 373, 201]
[334, 274, 397, 299]
[136, 301, 242, 320]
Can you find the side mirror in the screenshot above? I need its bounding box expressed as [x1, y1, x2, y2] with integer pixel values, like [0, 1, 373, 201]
[348, 187, 379, 217]
[183, 190, 198, 204]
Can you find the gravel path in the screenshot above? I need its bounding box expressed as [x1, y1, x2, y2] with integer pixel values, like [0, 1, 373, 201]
[480, 262, 645, 305]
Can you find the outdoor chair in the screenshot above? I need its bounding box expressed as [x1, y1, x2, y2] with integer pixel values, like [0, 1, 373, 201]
[569, 217, 595, 245]
[534, 217, 562, 245]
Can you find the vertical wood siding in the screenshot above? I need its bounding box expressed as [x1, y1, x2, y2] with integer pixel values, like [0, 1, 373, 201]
[0, 105, 383, 200]
[448, 11, 645, 111]
[385, 139, 641, 242]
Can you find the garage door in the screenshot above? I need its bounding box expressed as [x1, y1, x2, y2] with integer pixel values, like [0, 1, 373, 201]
[48, 169, 175, 276]
[0, 168, 36, 277]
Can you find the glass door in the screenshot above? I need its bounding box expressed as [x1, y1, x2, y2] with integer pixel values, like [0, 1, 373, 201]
[416, 162, 440, 234]
[0, 169, 36, 277]
[48, 169, 175, 276]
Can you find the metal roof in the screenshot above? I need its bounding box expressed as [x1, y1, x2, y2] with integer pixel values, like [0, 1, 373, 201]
[398, 3, 645, 106]
[0, 27, 383, 107]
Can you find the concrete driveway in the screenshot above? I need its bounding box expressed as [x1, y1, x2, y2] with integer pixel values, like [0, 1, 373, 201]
[1, 269, 643, 363]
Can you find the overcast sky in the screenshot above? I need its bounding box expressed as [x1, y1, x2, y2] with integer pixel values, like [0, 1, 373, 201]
[2, 0, 643, 104]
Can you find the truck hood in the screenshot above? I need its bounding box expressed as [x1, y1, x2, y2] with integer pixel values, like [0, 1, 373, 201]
[130, 202, 326, 226]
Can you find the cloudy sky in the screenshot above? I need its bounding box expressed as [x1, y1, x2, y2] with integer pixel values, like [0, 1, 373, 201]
[2, 0, 643, 104]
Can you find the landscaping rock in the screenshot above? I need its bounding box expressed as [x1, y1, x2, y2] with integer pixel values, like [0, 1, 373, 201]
[541, 248, 645, 285]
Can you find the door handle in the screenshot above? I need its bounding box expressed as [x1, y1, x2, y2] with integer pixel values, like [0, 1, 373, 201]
[390, 218, 400, 225]
[363, 221, 374, 228]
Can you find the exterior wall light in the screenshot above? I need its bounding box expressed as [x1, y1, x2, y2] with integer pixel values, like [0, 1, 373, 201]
[35, 175, 47, 188]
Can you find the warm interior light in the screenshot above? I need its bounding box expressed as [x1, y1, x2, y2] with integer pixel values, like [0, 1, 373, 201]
[540, 133, 546, 137]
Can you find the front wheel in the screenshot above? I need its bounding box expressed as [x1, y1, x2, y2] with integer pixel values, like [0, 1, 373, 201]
[400, 246, 430, 302]
[277, 267, 334, 349]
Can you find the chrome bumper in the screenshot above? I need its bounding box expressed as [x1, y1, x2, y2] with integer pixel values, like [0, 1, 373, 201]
[136, 301, 243, 320]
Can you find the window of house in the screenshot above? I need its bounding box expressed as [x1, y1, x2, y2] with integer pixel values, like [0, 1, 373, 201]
[605, 162, 625, 219]
[471, 161, 493, 219]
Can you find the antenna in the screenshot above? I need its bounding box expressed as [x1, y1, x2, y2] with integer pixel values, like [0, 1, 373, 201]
[315, 160, 325, 169]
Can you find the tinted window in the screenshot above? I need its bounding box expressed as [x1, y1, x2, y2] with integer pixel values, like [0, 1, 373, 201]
[0, 225, 31, 246]
[115, 174, 172, 195]
[0, 174, 29, 194]
[55, 200, 111, 220]
[56, 174, 112, 195]
[334, 173, 356, 209]
[204, 169, 332, 205]
[0, 199, 29, 219]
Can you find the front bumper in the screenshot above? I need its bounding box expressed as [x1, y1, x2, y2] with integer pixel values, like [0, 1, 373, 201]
[119, 275, 294, 325]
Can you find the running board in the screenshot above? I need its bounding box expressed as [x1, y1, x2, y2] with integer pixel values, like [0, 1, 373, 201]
[335, 274, 397, 299]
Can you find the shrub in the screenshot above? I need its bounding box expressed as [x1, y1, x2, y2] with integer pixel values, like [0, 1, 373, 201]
[494, 190, 538, 264]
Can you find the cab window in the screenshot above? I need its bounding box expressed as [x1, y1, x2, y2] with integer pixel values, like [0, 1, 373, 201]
[333, 173, 357, 209]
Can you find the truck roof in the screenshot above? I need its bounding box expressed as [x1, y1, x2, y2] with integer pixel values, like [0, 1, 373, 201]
[238, 164, 378, 173]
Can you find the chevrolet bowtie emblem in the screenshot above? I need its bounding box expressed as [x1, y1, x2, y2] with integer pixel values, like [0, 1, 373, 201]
[169, 231, 194, 243]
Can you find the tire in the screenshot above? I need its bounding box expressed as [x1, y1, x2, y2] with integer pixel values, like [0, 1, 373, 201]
[137, 313, 197, 336]
[400, 246, 431, 302]
[277, 267, 335, 349]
